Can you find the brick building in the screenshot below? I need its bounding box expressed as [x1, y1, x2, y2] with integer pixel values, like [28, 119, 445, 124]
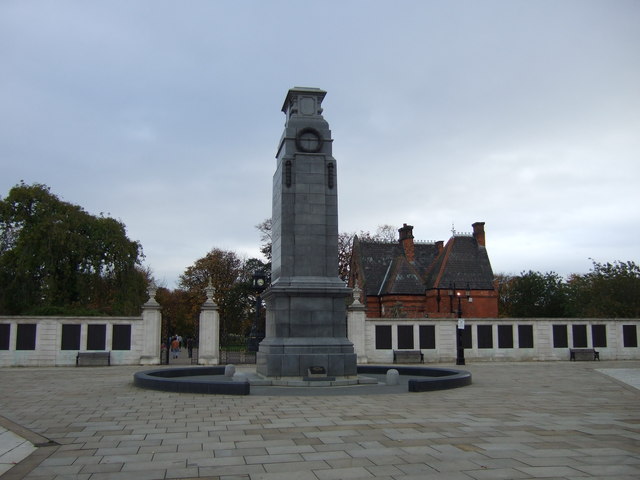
[348, 222, 498, 318]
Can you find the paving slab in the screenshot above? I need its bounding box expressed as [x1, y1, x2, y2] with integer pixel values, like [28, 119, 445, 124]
[0, 360, 639, 479]
[0, 428, 37, 476]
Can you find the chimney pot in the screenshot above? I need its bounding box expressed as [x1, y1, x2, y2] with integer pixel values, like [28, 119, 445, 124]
[472, 222, 486, 247]
[398, 223, 415, 262]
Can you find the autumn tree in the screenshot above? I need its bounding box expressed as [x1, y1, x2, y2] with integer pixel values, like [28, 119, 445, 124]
[155, 287, 194, 340]
[178, 248, 267, 339]
[0, 182, 147, 315]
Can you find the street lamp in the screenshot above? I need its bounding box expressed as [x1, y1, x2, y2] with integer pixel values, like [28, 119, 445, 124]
[449, 283, 466, 366]
[247, 270, 267, 352]
[456, 291, 466, 365]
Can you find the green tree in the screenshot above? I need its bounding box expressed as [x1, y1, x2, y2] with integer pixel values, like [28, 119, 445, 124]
[0, 182, 147, 315]
[566, 260, 640, 318]
[498, 270, 567, 318]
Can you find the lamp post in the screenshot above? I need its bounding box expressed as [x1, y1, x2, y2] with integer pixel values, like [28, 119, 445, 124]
[247, 270, 267, 352]
[456, 291, 466, 365]
[449, 283, 466, 366]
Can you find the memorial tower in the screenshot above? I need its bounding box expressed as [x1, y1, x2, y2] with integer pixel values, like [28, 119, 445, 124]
[256, 87, 357, 378]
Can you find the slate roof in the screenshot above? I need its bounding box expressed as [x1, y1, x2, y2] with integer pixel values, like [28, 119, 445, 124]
[379, 255, 424, 295]
[352, 233, 495, 296]
[353, 240, 401, 296]
[424, 236, 495, 290]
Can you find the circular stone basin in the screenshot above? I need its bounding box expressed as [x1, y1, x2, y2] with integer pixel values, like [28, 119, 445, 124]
[134, 366, 250, 395]
[134, 365, 471, 395]
[357, 365, 471, 392]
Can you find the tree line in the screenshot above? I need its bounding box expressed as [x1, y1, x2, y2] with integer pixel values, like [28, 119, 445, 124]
[0, 183, 268, 340]
[497, 261, 640, 318]
[2, 184, 638, 339]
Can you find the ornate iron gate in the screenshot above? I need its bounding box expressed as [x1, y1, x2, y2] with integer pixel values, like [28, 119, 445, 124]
[219, 332, 256, 364]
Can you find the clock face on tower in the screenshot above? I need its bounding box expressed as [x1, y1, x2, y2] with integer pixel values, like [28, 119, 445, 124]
[295, 127, 323, 153]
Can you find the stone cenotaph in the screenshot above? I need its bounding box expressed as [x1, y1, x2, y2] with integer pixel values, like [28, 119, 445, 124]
[256, 87, 357, 379]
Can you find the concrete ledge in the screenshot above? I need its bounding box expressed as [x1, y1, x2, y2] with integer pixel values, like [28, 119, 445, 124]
[133, 365, 470, 394]
[357, 365, 472, 392]
[133, 367, 250, 395]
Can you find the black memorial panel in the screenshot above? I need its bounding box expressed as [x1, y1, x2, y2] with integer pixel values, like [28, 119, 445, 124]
[572, 324, 588, 348]
[419, 325, 436, 349]
[591, 324, 607, 348]
[87, 324, 106, 350]
[397, 325, 414, 349]
[553, 324, 568, 348]
[61, 324, 81, 350]
[498, 325, 514, 348]
[477, 325, 493, 349]
[518, 324, 534, 348]
[16, 324, 36, 350]
[0, 324, 10, 350]
[112, 324, 131, 350]
[375, 325, 392, 350]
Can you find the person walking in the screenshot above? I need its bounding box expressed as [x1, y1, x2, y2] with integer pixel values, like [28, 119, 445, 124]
[171, 336, 180, 359]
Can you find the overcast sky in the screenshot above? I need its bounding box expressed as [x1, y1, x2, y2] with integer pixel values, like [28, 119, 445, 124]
[1, 1, 638, 288]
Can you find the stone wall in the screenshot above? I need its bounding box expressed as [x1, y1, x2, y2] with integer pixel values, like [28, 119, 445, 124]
[347, 313, 640, 363]
[0, 316, 146, 366]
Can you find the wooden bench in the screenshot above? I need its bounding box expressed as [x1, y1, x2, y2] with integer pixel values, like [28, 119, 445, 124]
[76, 352, 111, 366]
[569, 348, 600, 361]
[393, 350, 424, 364]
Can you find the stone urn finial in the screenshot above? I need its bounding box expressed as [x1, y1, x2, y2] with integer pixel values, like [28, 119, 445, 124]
[145, 282, 159, 307]
[205, 279, 215, 302]
[352, 285, 363, 306]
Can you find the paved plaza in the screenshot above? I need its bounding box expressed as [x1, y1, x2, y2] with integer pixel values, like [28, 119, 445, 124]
[1, 360, 639, 480]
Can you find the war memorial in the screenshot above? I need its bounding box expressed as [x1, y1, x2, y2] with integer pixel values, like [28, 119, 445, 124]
[133, 87, 469, 394]
[255, 87, 357, 379]
[1, 87, 640, 479]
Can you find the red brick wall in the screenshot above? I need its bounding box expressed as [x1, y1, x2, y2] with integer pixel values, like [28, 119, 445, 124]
[366, 290, 498, 318]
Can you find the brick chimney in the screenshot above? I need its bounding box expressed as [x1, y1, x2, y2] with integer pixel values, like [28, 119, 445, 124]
[435, 240, 444, 254]
[398, 223, 415, 263]
[472, 222, 486, 247]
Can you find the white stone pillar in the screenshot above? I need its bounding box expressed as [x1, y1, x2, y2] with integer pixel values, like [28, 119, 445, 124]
[198, 281, 220, 365]
[140, 286, 162, 365]
[347, 286, 368, 364]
